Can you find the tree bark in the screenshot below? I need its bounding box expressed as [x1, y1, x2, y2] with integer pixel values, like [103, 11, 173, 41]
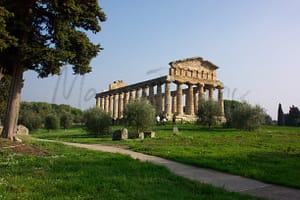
[1, 66, 24, 140]
[0, 68, 4, 81]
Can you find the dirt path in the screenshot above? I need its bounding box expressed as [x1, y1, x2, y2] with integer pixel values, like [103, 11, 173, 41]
[39, 139, 300, 200]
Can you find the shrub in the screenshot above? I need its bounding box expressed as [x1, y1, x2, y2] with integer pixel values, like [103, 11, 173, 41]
[123, 99, 155, 133]
[60, 112, 73, 129]
[18, 111, 43, 131]
[44, 114, 60, 130]
[230, 102, 265, 131]
[197, 100, 222, 128]
[83, 107, 111, 136]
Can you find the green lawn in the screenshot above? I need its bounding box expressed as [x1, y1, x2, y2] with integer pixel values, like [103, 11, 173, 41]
[31, 124, 300, 188]
[0, 139, 259, 200]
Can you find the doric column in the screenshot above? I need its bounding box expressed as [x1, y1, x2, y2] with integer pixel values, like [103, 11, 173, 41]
[164, 81, 171, 118]
[209, 86, 214, 100]
[96, 97, 100, 108]
[218, 88, 224, 116]
[129, 90, 135, 101]
[176, 82, 183, 115]
[194, 90, 198, 114]
[186, 83, 194, 115]
[161, 94, 165, 112]
[100, 97, 105, 110]
[156, 83, 162, 115]
[105, 96, 109, 113]
[136, 88, 141, 99]
[142, 86, 148, 99]
[109, 95, 114, 117]
[198, 83, 205, 103]
[119, 92, 124, 118]
[124, 91, 129, 107]
[113, 93, 119, 119]
[149, 84, 155, 105]
[172, 94, 177, 114]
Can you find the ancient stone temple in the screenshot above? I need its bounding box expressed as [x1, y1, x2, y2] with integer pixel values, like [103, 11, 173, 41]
[95, 57, 224, 122]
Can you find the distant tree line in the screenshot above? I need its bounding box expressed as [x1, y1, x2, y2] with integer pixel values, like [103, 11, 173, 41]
[17, 101, 83, 130]
[277, 103, 300, 126]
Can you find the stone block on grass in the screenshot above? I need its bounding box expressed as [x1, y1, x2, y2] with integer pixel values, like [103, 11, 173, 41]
[144, 131, 155, 138]
[112, 128, 128, 140]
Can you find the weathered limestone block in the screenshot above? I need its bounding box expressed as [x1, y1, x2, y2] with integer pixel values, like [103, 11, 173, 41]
[112, 128, 128, 140]
[16, 125, 29, 135]
[138, 132, 144, 140]
[144, 131, 155, 138]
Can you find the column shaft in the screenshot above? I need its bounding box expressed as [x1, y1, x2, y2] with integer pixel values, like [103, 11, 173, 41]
[164, 81, 171, 118]
[209, 86, 214, 100]
[149, 85, 155, 105]
[194, 90, 198, 114]
[186, 84, 194, 115]
[119, 93, 124, 118]
[218, 88, 224, 116]
[109, 95, 114, 117]
[142, 87, 148, 99]
[198, 83, 205, 102]
[156, 83, 162, 115]
[176, 82, 183, 115]
[129, 90, 135, 101]
[136, 88, 141, 99]
[113, 94, 119, 119]
[105, 96, 109, 113]
[172, 94, 177, 114]
[96, 97, 100, 108]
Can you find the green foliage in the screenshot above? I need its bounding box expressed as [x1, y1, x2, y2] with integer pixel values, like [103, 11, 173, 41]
[123, 100, 155, 133]
[0, 75, 11, 124]
[230, 102, 265, 131]
[264, 114, 274, 125]
[0, 1, 106, 77]
[83, 107, 111, 136]
[60, 112, 73, 129]
[286, 105, 300, 126]
[44, 114, 60, 130]
[0, 6, 17, 51]
[277, 103, 285, 126]
[19, 101, 83, 126]
[223, 100, 243, 127]
[197, 100, 222, 128]
[18, 111, 43, 131]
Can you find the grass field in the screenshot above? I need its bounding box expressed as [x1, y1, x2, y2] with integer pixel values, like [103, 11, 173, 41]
[0, 139, 260, 200]
[31, 124, 300, 189]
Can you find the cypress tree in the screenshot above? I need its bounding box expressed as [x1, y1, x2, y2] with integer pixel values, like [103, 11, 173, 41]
[277, 103, 285, 126]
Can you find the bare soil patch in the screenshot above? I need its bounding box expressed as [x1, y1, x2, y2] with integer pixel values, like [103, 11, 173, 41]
[0, 139, 49, 156]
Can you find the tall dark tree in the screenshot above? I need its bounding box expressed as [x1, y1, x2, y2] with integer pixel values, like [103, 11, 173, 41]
[286, 105, 300, 126]
[0, 1, 106, 140]
[277, 103, 285, 126]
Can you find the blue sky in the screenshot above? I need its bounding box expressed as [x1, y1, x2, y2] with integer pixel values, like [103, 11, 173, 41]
[22, 0, 300, 119]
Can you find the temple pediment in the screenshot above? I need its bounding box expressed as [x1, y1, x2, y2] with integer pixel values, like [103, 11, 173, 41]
[169, 57, 219, 84]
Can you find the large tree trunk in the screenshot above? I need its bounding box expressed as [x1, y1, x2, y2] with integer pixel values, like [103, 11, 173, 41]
[0, 68, 4, 81]
[1, 66, 24, 140]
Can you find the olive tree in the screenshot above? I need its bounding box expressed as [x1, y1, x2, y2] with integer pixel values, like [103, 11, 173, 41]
[197, 100, 222, 129]
[83, 107, 111, 136]
[123, 100, 155, 133]
[231, 102, 265, 131]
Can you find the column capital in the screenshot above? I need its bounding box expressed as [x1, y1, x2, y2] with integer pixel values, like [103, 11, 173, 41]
[198, 82, 205, 87]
